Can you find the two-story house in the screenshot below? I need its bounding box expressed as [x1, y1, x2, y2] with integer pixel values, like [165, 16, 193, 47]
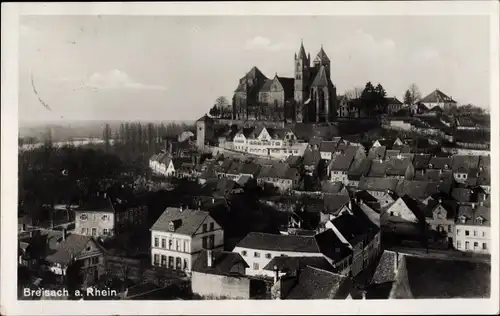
[233, 127, 256, 152]
[74, 194, 148, 239]
[150, 207, 224, 272]
[454, 203, 490, 253]
[45, 233, 106, 285]
[256, 163, 300, 192]
[345, 158, 372, 188]
[357, 177, 400, 200]
[319, 140, 340, 161]
[385, 156, 415, 180]
[424, 199, 457, 247]
[149, 151, 175, 177]
[232, 232, 324, 278]
[329, 154, 355, 183]
[381, 195, 427, 237]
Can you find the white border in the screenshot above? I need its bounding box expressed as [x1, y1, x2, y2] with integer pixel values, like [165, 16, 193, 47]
[2, 2, 499, 315]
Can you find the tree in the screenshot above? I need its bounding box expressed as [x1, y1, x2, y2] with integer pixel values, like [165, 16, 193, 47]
[403, 89, 412, 106]
[360, 82, 376, 116]
[408, 83, 421, 105]
[375, 83, 388, 114]
[345, 86, 363, 100]
[102, 123, 111, 153]
[215, 96, 229, 118]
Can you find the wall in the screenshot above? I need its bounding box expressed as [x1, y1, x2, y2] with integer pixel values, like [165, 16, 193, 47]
[75, 210, 115, 238]
[191, 272, 250, 299]
[455, 224, 490, 254]
[233, 246, 323, 277]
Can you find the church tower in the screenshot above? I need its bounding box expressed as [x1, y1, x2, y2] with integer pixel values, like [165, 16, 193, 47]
[294, 40, 310, 105]
[313, 45, 331, 78]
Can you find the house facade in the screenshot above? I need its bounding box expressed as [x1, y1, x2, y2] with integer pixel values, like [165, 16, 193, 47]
[150, 207, 224, 272]
[454, 204, 490, 253]
[149, 152, 175, 177]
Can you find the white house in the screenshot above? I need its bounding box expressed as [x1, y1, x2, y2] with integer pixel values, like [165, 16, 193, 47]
[232, 232, 323, 278]
[149, 152, 175, 177]
[419, 89, 458, 110]
[150, 207, 224, 273]
[246, 127, 300, 159]
[455, 203, 490, 254]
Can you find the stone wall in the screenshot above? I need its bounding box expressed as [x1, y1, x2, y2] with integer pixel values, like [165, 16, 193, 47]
[191, 272, 250, 299]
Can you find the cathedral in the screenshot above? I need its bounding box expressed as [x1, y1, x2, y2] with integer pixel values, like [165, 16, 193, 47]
[232, 41, 337, 123]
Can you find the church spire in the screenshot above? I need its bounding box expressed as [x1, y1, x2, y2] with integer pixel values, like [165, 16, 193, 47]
[298, 39, 306, 58]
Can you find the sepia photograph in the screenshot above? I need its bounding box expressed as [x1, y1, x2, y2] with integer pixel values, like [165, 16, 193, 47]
[1, 1, 499, 315]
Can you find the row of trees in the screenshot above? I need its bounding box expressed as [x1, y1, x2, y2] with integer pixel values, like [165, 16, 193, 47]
[344, 82, 390, 116]
[208, 96, 232, 119]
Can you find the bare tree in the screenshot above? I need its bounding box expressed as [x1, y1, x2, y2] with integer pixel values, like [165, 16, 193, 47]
[408, 83, 421, 104]
[345, 87, 363, 100]
[215, 96, 230, 118]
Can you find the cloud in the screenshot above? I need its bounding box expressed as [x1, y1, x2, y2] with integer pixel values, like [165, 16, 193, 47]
[343, 29, 396, 57]
[244, 36, 293, 52]
[85, 69, 166, 90]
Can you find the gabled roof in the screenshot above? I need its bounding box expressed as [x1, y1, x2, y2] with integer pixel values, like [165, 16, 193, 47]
[331, 208, 379, 246]
[319, 140, 339, 153]
[413, 154, 431, 170]
[321, 181, 344, 194]
[425, 199, 457, 219]
[311, 66, 333, 88]
[329, 153, 355, 172]
[395, 180, 433, 201]
[386, 97, 403, 105]
[45, 234, 99, 265]
[235, 232, 321, 253]
[150, 208, 212, 236]
[385, 157, 413, 176]
[367, 146, 387, 160]
[347, 158, 372, 180]
[237, 162, 260, 175]
[428, 157, 452, 170]
[285, 155, 303, 168]
[420, 89, 457, 104]
[196, 114, 215, 123]
[358, 177, 399, 192]
[456, 204, 490, 226]
[323, 194, 351, 215]
[314, 229, 352, 262]
[371, 250, 399, 285]
[75, 197, 115, 213]
[451, 187, 473, 203]
[314, 46, 331, 64]
[451, 155, 480, 172]
[367, 160, 388, 177]
[192, 250, 248, 276]
[285, 266, 349, 300]
[302, 148, 322, 166]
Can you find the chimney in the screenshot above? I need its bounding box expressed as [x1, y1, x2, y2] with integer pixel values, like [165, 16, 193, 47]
[62, 228, 67, 241]
[361, 291, 366, 300]
[207, 250, 213, 267]
[273, 265, 279, 284]
[471, 203, 476, 209]
[212, 198, 215, 204]
[179, 205, 183, 212]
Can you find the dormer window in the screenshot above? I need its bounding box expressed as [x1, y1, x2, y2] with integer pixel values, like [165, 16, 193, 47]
[80, 214, 88, 221]
[476, 217, 484, 225]
[428, 163, 433, 169]
[459, 216, 467, 224]
[102, 215, 109, 221]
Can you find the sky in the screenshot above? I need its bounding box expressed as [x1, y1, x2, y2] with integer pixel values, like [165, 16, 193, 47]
[19, 15, 490, 123]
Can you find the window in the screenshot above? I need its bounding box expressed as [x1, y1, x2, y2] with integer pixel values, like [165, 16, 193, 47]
[456, 229, 460, 235]
[176, 239, 181, 251]
[103, 229, 109, 236]
[154, 237, 159, 247]
[168, 256, 174, 268]
[92, 228, 97, 236]
[154, 254, 160, 265]
[203, 224, 207, 233]
[254, 252, 260, 258]
[81, 228, 86, 235]
[465, 241, 469, 250]
[447, 225, 452, 233]
[101, 215, 108, 221]
[168, 239, 173, 250]
[184, 240, 189, 252]
[457, 241, 461, 249]
[91, 257, 99, 265]
[161, 255, 167, 267]
[482, 231, 486, 237]
[80, 214, 88, 221]
[465, 230, 470, 236]
[209, 235, 215, 249]
[482, 243, 487, 250]
[202, 236, 207, 249]
[253, 263, 259, 270]
[473, 231, 477, 237]
[176, 257, 182, 270]
[474, 242, 479, 249]
[209, 222, 214, 231]
[183, 259, 188, 270]
[242, 251, 247, 256]
[161, 238, 166, 248]
[265, 253, 272, 259]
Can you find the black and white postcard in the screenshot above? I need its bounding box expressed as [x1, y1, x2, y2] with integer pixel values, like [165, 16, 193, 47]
[1, 1, 499, 315]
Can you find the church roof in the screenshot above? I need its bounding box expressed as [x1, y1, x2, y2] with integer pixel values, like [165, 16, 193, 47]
[311, 66, 333, 88]
[196, 114, 214, 123]
[313, 46, 330, 64]
[420, 89, 457, 104]
[298, 41, 307, 58]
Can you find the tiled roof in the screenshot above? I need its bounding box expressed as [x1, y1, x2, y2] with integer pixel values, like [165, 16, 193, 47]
[395, 180, 433, 201]
[375, 139, 394, 148]
[331, 208, 379, 245]
[420, 89, 457, 104]
[456, 204, 490, 226]
[75, 197, 114, 213]
[285, 266, 349, 299]
[314, 229, 353, 262]
[428, 157, 452, 170]
[385, 157, 413, 176]
[285, 155, 303, 168]
[192, 250, 248, 276]
[479, 156, 490, 169]
[321, 181, 344, 194]
[302, 148, 322, 166]
[425, 200, 457, 219]
[385, 149, 401, 159]
[45, 234, 97, 265]
[319, 141, 339, 153]
[367, 146, 387, 160]
[371, 250, 398, 284]
[347, 158, 372, 180]
[196, 114, 215, 123]
[150, 208, 211, 236]
[237, 162, 261, 176]
[236, 232, 321, 253]
[367, 160, 388, 177]
[358, 177, 399, 192]
[323, 194, 351, 215]
[451, 188, 473, 203]
[386, 97, 403, 105]
[412, 154, 431, 170]
[311, 66, 333, 88]
[329, 154, 355, 172]
[477, 168, 490, 186]
[451, 155, 480, 172]
[314, 46, 331, 63]
[263, 256, 335, 273]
